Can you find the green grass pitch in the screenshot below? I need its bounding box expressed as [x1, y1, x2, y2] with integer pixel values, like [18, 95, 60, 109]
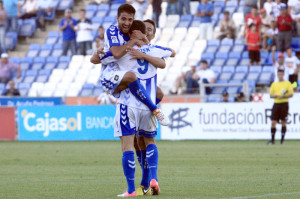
[1, 141, 300, 199]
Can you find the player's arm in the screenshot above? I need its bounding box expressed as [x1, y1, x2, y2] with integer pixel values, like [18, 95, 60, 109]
[270, 84, 277, 98]
[271, 46, 276, 64]
[127, 47, 166, 69]
[90, 48, 106, 64]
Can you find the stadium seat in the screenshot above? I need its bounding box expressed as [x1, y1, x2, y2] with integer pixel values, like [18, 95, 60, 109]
[39, 44, 53, 57]
[239, 58, 250, 66]
[249, 66, 262, 73]
[291, 37, 300, 51]
[57, 56, 71, 69]
[204, 45, 218, 54]
[44, 57, 58, 70]
[108, 10, 118, 17]
[218, 45, 232, 53]
[31, 57, 46, 70]
[247, 72, 260, 82]
[27, 44, 41, 57]
[20, 57, 33, 70]
[19, 19, 36, 37]
[10, 57, 21, 64]
[257, 72, 273, 85]
[232, 72, 247, 81]
[232, 45, 244, 52]
[165, 15, 180, 28]
[221, 39, 234, 46]
[210, 66, 223, 75]
[211, 87, 226, 95]
[110, 3, 122, 10]
[262, 66, 274, 73]
[98, 4, 110, 11]
[201, 52, 215, 63]
[95, 10, 108, 18]
[226, 86, 241, 94]
[57, 0, 73, 11]
[236, 66, 248, 73]
[222, 66, 235, 73]
[5, 32, 18, 50]
[218, 72, 233, 81]
[51, 44, 63, 57]
[206, 94, 221, 102]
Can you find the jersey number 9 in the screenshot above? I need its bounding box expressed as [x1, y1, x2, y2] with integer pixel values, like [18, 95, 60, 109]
[137, 59, 149, 74]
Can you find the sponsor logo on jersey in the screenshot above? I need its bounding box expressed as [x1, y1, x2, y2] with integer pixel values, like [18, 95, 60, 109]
[111, 36, 118, 43]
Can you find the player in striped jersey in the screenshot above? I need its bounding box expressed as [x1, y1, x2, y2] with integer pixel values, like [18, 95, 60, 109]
[100, 20, 172, 197]
[90, 4, 174, 126]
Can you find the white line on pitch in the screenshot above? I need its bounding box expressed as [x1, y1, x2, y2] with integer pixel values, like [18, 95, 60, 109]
[226, 192, 300, 199]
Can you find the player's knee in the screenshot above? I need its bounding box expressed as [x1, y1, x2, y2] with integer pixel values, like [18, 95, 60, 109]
[137, 138, 146, 150]
[144, 138, 156, 147]
[124, 72, 137, 83]
[282, 126, 287, 133]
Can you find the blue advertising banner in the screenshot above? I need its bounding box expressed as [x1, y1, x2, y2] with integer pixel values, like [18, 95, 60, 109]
[18, 105, 117, 141]
[18, 105, 161, 141]
[0, 97, 62, 107]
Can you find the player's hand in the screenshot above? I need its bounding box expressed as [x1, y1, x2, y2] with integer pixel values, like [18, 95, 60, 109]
[127, 47, 144, 59]
[96, 46, 106, 55]
[272, 45, 276, 52]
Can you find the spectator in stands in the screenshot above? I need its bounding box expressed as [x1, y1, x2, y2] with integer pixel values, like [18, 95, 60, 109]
[147, 0, 162, 27]
[170, 65, 196, 95]
[221, 91, 229, 102]
[37, 0, 53, 31]
[235, 92, 246, 102]
[59, 9, 77, 56]
[272, 46, 289, 81]
[75, 9, 93, 56]
[245, 23, 261, 66]
[285, 47, 300, 86]
[0, 53, 21, 83]
[264, 0, 276, 16]
[97, 26, 105, 42]
[218, 10, 236, 40]
[3, 80, 20, 96]
[92, 36, 104, 52]
[262, 19, 278, 51]
[196, 0, 214, 40]
[166, 0, 178, 15]
[0, 1, 7, 54]
[288, 0, 300, 36]
[126, 0, 144, 20]
[277, 3, 293, 52]
[18, 0, 39, 20]
[186, 60, 215, 94]
[245, 7, 262, 33]
[273, 0, 282, 17]
[244, 0, 258, 17]
[3, 0, 19, 32]
[177, 0, 190, 15]
[260, 8, 272, 36]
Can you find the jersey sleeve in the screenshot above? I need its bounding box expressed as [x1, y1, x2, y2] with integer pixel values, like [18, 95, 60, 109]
[150, 45, 173, 59]
[287, 82, 294, 95]
[270, 83, 275, 95]
[100, 51, 117, 65]
[104, 25, 121, 49]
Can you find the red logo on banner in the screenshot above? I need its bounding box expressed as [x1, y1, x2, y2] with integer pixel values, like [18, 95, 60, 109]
[252, 94, 264, 102]
[0, 107, 16, 140]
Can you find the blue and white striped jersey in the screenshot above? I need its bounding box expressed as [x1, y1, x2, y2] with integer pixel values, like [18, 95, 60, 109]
[101, 44, 172, 110]
[104, 25, 130, 52]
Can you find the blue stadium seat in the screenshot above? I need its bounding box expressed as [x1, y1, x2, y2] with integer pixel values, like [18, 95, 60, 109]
[108, 10, 118, 17]
[44, 57, 58, 70]
[177, 21, 190, 28]
[216, 80, 228, 84]
[218, 72, 233, 81]
[210, 66, 222, 75]
[27, 44, 41, 57]
[20, 57, 33, 70]
[221, 39, 234, 46]
[19, 19, 36, 37]
[222, 66, 235, 73]
[51, 0, 59, 9]
[44, 6, 56, 21]
[236, 66, 248, 73]
[225, 58, 239, 66]
[93, 88, 103, 96]
[201, 52, 215, 62]
[57, 0, 73, 11]
[206, 94, 221, 102]
[39, 44, 53, 57]
[98, 4, 110, 11]
[247, 72, 260, 82]
[86, 10, 96, 18]
[239, 58, 250, 66]
[26, 69, 38, 76]
[18, 82, 31, 90]
[86, 4, 98, 11]
[92, 17, 104, 25]
[31, 57, 46, 70]
[81, 89, 93, 97]
[262, 66, 274, 73]
[205, 46, 219, 53]
[60, 56, 71, 62]
[214, 6, 224, 14]
[229, 52, 241, 59]
[211, 87, 225, 95]
[218, 45, 232, 53]
[51, 44, 63, 57]
[232, 45, 244, 52]
[180, 15, 193, 22]
[242, 52, 249, 58]
[10, 57, 21, 64]
[5, 32, 18, 50]
[291, 37, 300, 51]
[111, 3, 122, 10]
[39, 69, 52, 76]
[226, 86, 241, 94]
[103, 16, 116, 23]
[57, 56, 71, 69]
[95, 10, 108, 18]
[207, 40, 220, 46]
[234, 38, 245, 45]
[190, 20, 201, 27]
[232, 72, 247, 81]
[257, 72, 273, 85]
[83, 84, 95, 89]
[35, 75, 49, 83]
[249, 66, 262, 73]
[226, 1, 239, 7]
[228, 80, 242, 84]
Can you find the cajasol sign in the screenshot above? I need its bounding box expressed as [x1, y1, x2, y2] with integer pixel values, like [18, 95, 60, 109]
[18, 105, 117, 141]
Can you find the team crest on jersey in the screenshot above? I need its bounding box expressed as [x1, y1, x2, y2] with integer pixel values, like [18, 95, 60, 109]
[114, 75, 119, 81]
[111, 36, 118, 43]
[110, 26, 116, 30]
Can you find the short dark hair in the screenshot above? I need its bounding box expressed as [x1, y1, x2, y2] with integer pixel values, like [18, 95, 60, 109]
[278, 69, 285, 73]
[144, 19, 156, 34]
[200, 60, 208, 65]
[129, 20, 146, 35]
[117, 4, 136, 17]
[80, 9, 86, 13]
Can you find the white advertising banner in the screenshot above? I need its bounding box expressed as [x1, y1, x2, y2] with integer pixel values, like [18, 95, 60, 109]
[161, 103, 300, 140]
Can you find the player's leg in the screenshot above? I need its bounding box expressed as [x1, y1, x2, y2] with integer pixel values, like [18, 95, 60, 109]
[156, 86, 164, 104]
[112, 72, 169, 126]
[281, 120, 287, 144]
[115, 104, 138, 197]
[280, 103, 289, 144]
[269, 104, 279, 145]
[270, 120, 277, 145]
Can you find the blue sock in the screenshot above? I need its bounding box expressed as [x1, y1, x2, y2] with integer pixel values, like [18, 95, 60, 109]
[122, 151, 136, 194]
[146, 144, 159, 181]
[135, 150, 142, 168]
[156, 98, 162, 105]
[128, 80, 157, 112]
[140, 150, 150, 188]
